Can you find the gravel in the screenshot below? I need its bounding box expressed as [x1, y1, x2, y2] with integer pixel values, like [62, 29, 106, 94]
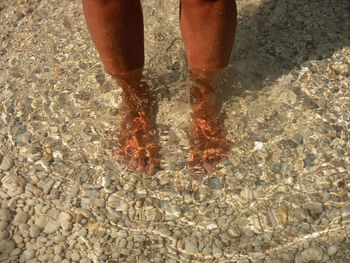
[0, 0, 349, 262]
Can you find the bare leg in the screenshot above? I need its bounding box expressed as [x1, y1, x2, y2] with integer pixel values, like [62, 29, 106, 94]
[180, 0, 237, 176]
[82, 0, 159, 175]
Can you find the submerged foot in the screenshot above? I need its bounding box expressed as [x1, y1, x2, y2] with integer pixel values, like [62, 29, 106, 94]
[189, 75, 232, 177]
[114, 77, 160, 175]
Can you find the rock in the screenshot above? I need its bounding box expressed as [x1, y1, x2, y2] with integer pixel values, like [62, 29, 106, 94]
[304, 202, 323, 215]
[20, 250, 35, 261]
[163, 202, 182, 218]
[13, 211, 29, 226]
[107, 195, 128, 212]
[185, 239, 198, 254]
[327, 245, 337, 256]
[0, 208, 11, 221]
[0, 156, 13, 171]
[71, 252, 80, 261]
[15, 132, 31, 145]
[341, 203, 350, 221]
[212, 246, 222, 258]
[301, 247, 323, 262]
[240, 187, 253, 200]
[227, 226, 240, 238]
[43, 220, 60, 234]
[208, 177, 222, 189]
[30, 226, 41, 238]
[13, 234, 24, 244]
[0, 221, 8, 231]
[54, 244, 63, 255]
[294, 208, 307, 221]
[35, 215, 47, 229]
[0, 240, 15, 259]
[331, 62, 349, 75]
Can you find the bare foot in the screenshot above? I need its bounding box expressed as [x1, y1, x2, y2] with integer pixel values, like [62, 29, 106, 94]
[113, 74, 160, 175]
[189, 72, 232, 177]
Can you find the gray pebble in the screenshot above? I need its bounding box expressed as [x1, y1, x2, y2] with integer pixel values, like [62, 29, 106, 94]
[341, 203, 350, 221]
[13, 234, 24, 244]
[43, 220, 60, 234]
[185, 239, 198, 254]
[163, 202, 182, 218]
[0, 221, 8, 231]
[301, 247, 323, 262]
[20, 249, 35, 261]
[54, 244, 63, 255]
[13, 211, 29, 226]
[71, 252, 80, 261]
[35, 215, 47, 229]
[0, 240, 15, 258]
[0, 208, 11, 221]
[304, 202, 323, 215]
[30, 226, 41, 238]
[0, 156, 13, 171]
[15, 132, 31, 145]
[327, 245, 337, 256]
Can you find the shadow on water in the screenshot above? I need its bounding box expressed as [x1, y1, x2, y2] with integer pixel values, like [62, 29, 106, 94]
[221, 0, 350, 100]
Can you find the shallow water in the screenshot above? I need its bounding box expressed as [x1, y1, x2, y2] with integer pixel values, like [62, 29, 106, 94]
[1, 0, 350, 262]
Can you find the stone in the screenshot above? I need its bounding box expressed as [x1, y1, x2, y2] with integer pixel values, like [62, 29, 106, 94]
[71, 252, 80, 261]
[301, 247, 323, 262]
[13, 211, 29, 226]
[35, 215, 47, 229]
[0, 221, 8, 231]
[0, 240, 15, 259]
[0, 208, 11, 221]
[185, 239, 198, 254]
[13, 234, 24, 244]
[30, 226, 41, 238]
[54, 244, 63, 255]
[43, 220, 60, 234]
[15, 132, 31, 145]
[21, 250, 35, 261]
[163, 202, 182, 218]
[327, 245, 337, 256]
[341, 203, 350, 221]
[304, 202, 323, 215]
[0, 156, 13, 171]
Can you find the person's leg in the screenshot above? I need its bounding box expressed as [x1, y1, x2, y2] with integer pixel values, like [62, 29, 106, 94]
[82, 0, 144, 76]
[180, 0, 237, 175]
[82, 0, 159, 175]
[180, 0, 237, 71]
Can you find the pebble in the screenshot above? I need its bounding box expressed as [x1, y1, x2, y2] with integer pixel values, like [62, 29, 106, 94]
[0, 208, 11, 221]
[163, 202, 182, 218]
[15, 132, 32, 145]
[0, 221, 8, 231]
[30, 226, 41, 238]
[301, 247, 323, 262]
[13, 211, 29, 226]
[0, 240, 15, 258]
[20, 250, 35, 261]
[54, 244, 63, 255]
[71, 252, 80, 261]
[35, 215, 47, 229]
[304, 202, 323, 215]
[43, 220, 60, 234]
[13, 234, 24, 244]
[327, 245, 337, 256]
[184, 239, 198, 254]
[341, 203, 350, 221]
[0, 156, 13, 171]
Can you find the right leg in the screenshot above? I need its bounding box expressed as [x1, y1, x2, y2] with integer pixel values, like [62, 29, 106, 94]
[82, 0, 159, 175]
